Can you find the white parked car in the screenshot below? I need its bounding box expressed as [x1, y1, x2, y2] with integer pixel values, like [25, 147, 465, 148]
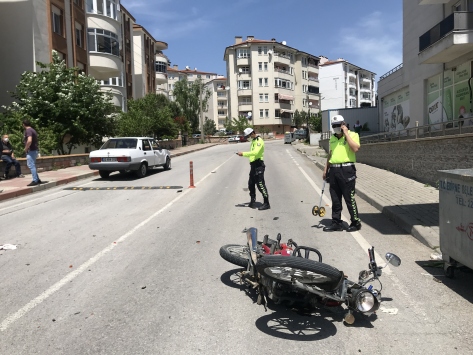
[89, 137, 171, 179]
[228, 135, 240, 143]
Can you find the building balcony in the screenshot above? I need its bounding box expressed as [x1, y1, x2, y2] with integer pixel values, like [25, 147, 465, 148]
[273, 53, 291, 65]
[216, 95, 228, 100]
[307, 64, 318, 74]
[155, 72, 167, 83]
[89, 53, 122, 80]
[86, 13, 120, 36]
[237, 88, 252, 96]
[308, 76, 318, 82]
[274, 101, 292, 110]
[419, 12, 473, 64]
[100, 86, 125, 109]
[237, 57, 250, 66]
[238, 103, 252, 111]
[419, 0, 449, 4]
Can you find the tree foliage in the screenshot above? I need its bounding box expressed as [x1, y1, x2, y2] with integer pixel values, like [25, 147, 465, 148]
[203, 118, 216, 136]
[3, 51, 117, 155]
[224, 116, 252, 135]
[293, 109, 306, 129]
[117, 93, 179, 139]
[172, 77, 211, 134]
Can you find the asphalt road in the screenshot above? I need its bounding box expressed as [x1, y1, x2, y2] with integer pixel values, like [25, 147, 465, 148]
[0, 141, 472, 354]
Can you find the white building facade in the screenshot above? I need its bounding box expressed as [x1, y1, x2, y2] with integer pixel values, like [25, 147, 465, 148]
[378, 0, 473, 134]
[318, 57, 376, 111]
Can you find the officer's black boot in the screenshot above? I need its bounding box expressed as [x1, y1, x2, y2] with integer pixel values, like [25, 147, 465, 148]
[248, 197, 256, 208]
[258, 198, 270, 210]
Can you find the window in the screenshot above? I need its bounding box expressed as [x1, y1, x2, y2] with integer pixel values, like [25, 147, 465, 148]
[142, 139, 151, 151]
[218, 110, 225, 115]
[75, 22, 83, 47]
[237, 48, 250, 58]
[218, 101, 226, 106]
[156, 61, 167, 73]
[86, 0, 118, 20]
[350, 99, 356, 107]
[260, 109, 264, 118]
[264, 62, 268, 71]
[87, 28, 120, 56]
[302, 71, 307, 79]
[259, 78, 268, 87]
[302, 98, 307, 107]
[77, 61, 86, 74]
[240, 66, 250, 74]
[265, 109, 269, 118]
[259, 94, 264, 102]
[258, 62, 262, 71]
[168, 84, 173, 90]
[258, 46, 268, 55]
[52, 5, 63, 36]
[238, 80, 251, 89]
[275, 78, 292, 89]
[453, 1, 461, 11]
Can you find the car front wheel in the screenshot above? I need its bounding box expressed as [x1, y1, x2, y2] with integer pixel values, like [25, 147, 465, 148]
[163, 157, 171, 170]
[135, 163, 147, 178]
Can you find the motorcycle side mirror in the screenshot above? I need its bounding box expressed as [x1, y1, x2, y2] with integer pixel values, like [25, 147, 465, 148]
[385, 253, 401, 267]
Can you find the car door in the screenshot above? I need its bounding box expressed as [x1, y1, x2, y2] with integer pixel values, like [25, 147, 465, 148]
[150, 139, 165, 165]
[141, 139, 156, 166]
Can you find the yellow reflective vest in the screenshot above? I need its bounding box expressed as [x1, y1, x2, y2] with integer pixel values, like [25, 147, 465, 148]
[242, 136, 265, 163]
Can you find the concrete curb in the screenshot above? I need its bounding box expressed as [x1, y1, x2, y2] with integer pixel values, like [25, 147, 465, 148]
[295, 145, 439, 249]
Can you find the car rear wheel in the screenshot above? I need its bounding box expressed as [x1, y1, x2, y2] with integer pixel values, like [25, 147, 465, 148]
[99, 171, 110, 179]
[135, 163, 147, 178]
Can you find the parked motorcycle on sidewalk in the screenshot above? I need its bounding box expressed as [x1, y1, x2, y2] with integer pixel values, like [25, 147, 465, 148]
[220, 228, 401, 324]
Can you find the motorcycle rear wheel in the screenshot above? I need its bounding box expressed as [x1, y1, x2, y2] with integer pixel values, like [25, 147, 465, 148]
[256, 255, 343, 291]
[219, 244, 250, 267]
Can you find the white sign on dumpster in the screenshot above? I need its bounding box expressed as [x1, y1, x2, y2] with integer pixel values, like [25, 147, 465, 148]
[438, 168, 473, 273]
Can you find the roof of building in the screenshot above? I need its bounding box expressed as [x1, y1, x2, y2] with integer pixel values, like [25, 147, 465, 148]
[319, 58, 375, 75]
[120, 5, 136, 22]
[223, 37, 319, 60]
[167, 67, 218, 76]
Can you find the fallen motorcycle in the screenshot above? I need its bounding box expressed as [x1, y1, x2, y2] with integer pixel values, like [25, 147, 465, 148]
[219, 228, 401, 324]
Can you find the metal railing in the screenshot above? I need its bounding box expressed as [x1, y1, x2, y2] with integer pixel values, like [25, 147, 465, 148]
[379, 63, 403, 81]
[321, 118, 473, 142]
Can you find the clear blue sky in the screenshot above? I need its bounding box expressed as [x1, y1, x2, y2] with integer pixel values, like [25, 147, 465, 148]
[121, 0, 402, 80]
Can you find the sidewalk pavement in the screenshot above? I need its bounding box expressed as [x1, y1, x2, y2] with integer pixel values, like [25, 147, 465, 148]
[0, 143, 218, 202]
[293, 142, 440, 250]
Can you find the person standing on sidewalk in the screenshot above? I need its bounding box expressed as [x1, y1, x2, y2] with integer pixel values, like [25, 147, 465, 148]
[1, 134, 25, 179]
[23, 120, 41, 186]
[237, 127, 270, 210]
[323, 115, 361, 232]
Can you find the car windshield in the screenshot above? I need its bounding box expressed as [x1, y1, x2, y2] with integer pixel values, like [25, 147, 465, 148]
[101, 139, 138, 149]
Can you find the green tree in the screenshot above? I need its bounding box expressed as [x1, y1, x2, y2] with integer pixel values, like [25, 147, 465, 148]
[118, 93, 178, 139]
[259, 126, 271, 138]
[293, 109, 305, 128]
[232, 115, 252, 134]
[223, 117, 236, 133]
[172, 77, 211, 134]
[3, 51, 117, 155]
[309, 112, 322, 133]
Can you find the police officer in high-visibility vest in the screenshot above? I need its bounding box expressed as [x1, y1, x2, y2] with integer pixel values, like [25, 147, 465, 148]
[323, 115, 361, 232]
[237, 127, 270, 210]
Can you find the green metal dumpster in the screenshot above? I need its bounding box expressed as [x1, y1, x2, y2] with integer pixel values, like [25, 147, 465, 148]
[438, 168, 473, 278]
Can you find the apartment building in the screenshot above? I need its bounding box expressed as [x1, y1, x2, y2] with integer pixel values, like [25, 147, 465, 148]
[205, 78, 229, 130]
[319, 57, 376, 111]
[156, 51, 170, 97]
[0, 0, 165, 112]
[378, 0, 473, 133]
[167, 66, 223, 128]
[224, 36, 321, 135]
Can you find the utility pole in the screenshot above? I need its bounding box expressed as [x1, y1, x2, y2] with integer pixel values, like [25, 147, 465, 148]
[199, 79, 204, 143]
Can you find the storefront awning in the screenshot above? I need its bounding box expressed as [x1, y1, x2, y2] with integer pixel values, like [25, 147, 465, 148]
[278, 94, 294, 101]
[280, 109, 294, 114]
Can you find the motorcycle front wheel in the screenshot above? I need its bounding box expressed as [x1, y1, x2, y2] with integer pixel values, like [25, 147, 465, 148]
[219, 244, 250, 267]
[256, 255, 343, 291]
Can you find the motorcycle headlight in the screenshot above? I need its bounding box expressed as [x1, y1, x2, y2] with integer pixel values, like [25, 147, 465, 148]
[353, 290, 379, 313]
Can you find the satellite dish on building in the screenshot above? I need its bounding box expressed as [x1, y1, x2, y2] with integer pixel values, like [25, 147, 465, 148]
[185, 65, 190, 70]
[247, 112, 252, 119]
[225, 86, 230, 91]
[282, 41, 286, 45]
[238, 68, 242, 73]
